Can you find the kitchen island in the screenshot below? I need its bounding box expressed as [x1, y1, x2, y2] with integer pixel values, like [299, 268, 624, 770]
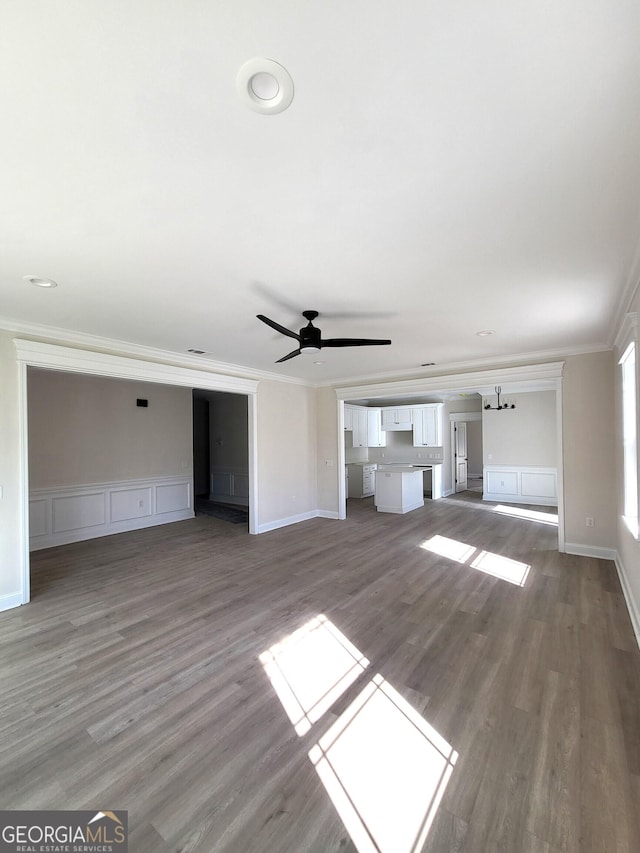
[374, 466, 426, 514]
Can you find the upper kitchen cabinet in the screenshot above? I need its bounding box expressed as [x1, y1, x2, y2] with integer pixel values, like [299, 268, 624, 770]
[366, 408, 386, 447]
[381, 407, 413, 430]
[412, 404, 443, 447]
[345, 404, 368, 447]
[344, 405, 354, 431]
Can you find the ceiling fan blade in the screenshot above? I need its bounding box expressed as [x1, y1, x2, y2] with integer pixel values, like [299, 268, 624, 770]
[275, 348, 302, 363]
[257, 315, 300, 341]
[321, 338, 392, 347]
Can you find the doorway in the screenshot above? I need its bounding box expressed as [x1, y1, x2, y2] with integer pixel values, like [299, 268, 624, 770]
[192, 389, 250, 526]
[450, 412, 483, 496]
[15, 339, 259, 605]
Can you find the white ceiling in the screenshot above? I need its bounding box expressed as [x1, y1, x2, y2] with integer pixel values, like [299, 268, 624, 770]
[2, 1, 640, 383]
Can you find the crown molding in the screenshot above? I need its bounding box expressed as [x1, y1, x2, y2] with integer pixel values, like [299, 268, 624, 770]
[333, 362, 565, 401]
[319, 342, 609, 389]
[613, 312, 638, 355]
[0, 315, 310, 387]
[609, 240, 640, 347]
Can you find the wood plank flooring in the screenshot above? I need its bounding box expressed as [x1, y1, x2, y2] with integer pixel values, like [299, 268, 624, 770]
[1, 493, 639, 852]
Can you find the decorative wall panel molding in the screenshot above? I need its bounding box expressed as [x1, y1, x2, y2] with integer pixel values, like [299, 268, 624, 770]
[29, 475, 193, 551]
[483, 465, 557, 506]
[210, 467, 249, 506]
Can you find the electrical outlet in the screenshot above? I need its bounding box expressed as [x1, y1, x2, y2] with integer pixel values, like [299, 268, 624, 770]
[417, 452, 422, 458]
[586, 516, 594, 527]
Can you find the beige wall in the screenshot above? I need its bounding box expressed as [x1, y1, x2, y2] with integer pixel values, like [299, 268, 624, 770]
[257, 380, 317, 524]
[316, 386, 340, 515]
[562, 351, 616, 549]
[28, 369, 193, 487]
[482, 390, 557, 467]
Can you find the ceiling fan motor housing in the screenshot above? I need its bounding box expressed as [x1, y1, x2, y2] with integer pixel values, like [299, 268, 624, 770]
[300, 322, 321, 352]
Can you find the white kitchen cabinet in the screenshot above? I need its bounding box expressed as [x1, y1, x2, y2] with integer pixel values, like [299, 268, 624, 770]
[412, 404, 442, 447]
[345, 405, 383, 448]
[366, 408, 386, 447]
[348, 463, 377, 498]
[381, 407, 413, 430]
[353, 407, 368, 448]
[344, 405, 354, 431]
[344, 405, 367, 447]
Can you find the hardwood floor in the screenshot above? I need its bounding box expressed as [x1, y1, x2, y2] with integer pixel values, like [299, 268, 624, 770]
[1, 493, 639, 852]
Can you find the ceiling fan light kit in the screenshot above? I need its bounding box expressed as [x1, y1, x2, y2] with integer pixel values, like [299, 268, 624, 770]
[257, 309, 392, 363]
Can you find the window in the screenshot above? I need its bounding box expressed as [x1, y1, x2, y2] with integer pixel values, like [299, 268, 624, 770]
[620, 341, 638, 535]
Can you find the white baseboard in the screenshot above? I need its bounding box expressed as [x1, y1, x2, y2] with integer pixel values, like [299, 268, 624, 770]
[0, 591, 25, 613]
[29, 475, 193, 551]
[30, 510, 194, 551]
[256, 509, 319, 534]
[564, 543, 617, 561]
[317, 510, 341, 520]
[375, 499, 424, 515]
[614, 551, 640, 651]
[483, 492, 558, 507]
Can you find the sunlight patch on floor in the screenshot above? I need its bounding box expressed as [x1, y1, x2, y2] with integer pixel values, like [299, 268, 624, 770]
[309, 674, 458, 853]
[470, 550, 530, 586]
[420, 535, 531, 587]
[259, 614, 369, 735]
[420, 534, 476, 563]
[493, 504, 558, 525]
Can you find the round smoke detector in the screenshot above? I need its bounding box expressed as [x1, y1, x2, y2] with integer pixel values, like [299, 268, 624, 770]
[236, 58, 294, 115]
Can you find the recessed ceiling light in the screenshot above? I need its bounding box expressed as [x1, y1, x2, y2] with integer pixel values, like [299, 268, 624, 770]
[187, 349, 206, 355]
[23, 275, 58, 288]
[236, 58, 294, 115]
[476, 330, 495, 337]
[313, 361, 325, 365]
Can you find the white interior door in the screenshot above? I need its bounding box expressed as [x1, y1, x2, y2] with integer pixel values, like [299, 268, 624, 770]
[455, 422, 468, 492]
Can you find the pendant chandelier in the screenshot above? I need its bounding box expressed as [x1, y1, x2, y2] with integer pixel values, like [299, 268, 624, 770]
[484, 386, 515, 411]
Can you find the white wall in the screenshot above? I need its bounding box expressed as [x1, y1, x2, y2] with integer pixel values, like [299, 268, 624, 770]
[28, 369, 193, 487]
[0, 331, 22, 605]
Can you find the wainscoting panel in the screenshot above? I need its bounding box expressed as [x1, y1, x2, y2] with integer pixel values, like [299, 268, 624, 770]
[53, 492, 105, 533]
[484, 466, 557, 506]
[210, 467, 249, 507]
[110, 487, 152, 523]
[157, 482, 191, 515]
[30, 476, 193, 551]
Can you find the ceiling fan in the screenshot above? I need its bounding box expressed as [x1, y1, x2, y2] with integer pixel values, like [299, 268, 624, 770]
[257, 310, 392, 363]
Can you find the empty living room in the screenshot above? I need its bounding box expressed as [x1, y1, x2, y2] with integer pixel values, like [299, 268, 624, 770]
[1, 2, 640, 851]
